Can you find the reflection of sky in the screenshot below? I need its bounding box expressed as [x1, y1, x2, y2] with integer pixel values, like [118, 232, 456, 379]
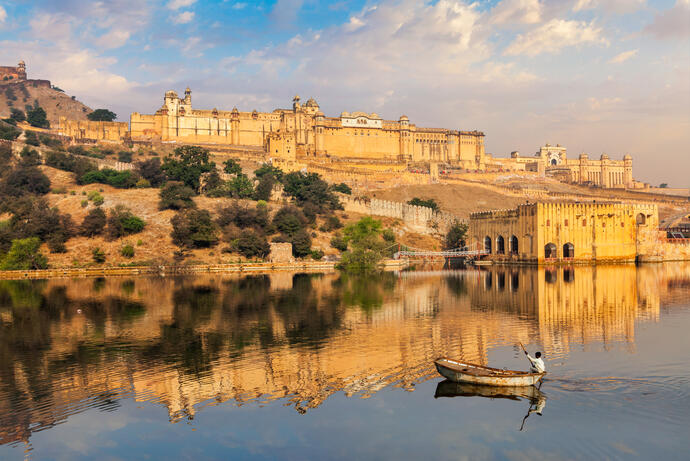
[4, 300, 689, 460]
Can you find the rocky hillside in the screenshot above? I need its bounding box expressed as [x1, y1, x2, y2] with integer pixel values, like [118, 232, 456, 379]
[0, 80, 92, 125]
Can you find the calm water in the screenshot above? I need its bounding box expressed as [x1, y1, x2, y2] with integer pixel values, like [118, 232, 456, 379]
[1, 264, 689, 460]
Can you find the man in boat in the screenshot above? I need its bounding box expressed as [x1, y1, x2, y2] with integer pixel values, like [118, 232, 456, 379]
[524, 350, 545, 373]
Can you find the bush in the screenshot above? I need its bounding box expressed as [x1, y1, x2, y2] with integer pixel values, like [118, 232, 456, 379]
[202, 169, 224, 196]
[87, 109, 117, 122]
[227, 173, 254, 198]
[27, 105, 49, 128]
[0, 142, 12, 169]
[216, 202, 268, 231]
[254, 164, 283, 181]
[9, 108, 25, 122]
[159, 181, 196, 210]
[330, 235, 348, 252]
[0, 237, 48, 270]
[0, 122, 21, 141]
[135, 178, 151, 188]
[80, 207, 107, 236]
[253, 173, 276, 201]
[135, 158, 166, 187]
[45, 151, 97, 177]
[408, 197, 439, 212]
[121, 244, 135, 258]
[106, 205, 146, 239]
[272, 206, 307, 237]
[291, 229, 312, 258]
[332, 183, 352, 194]
[282, 171, 341, 213]
[117, 151, 132, 163]
[310, 249, 324, 260]
[2, 197, 74, 248]
[67, 145, 87, 156]
[19, 146, 41, 166]
[39, 135, 63, 149]
[1, 166, 51, 196]
[444, 221, 468, 250]
[92, 247, 106, 263]
[81, 199, 88, 208]
[320, 215, 342, 232]
[79, 168, 138, 188]
[336, 217, 386, 273]
[223, 159, 242, 175]
[236, 229, 270, 258]
[24, 130, 40, 146]
[171, 209, 219, 248]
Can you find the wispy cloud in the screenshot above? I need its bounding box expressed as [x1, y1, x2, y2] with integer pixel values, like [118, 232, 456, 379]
[609, 49, 637, 63]
[172, 11, 195, 24]
[0, 6, 7, 23]
[167, 0, 197, 10]
[490, 0, 542, 25]
[644, 0, 690, 39]
[504, 19, 608, 56]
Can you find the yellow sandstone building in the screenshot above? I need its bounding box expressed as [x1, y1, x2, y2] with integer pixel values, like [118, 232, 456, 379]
[469, 202, 659, 264]
[128, 89, 486, 168]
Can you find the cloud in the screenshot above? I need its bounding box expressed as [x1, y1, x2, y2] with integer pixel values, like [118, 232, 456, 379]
[609, 49, 637, 63]
[29, 12, 75, 44]
[573, 0, 646, 14]
[167, 0, 197, 10]
[644, 0, 690, 39]
[490, 0, 542, 25]
[504, 19, 608, 56]
[94, 29, 132, 49]
[172, 11, 195, 24]
[231, 2, 248, 10]
[0, 5, 7, 23]
[269, 0, 306, 28]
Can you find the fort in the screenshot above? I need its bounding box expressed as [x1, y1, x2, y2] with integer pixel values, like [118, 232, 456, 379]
[0, 61, 26, 83]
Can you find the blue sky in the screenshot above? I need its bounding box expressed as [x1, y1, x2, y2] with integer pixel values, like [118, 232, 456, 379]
[0, 0, 688, 185]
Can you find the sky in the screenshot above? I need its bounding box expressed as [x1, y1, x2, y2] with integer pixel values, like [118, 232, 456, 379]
[0, 0, 688, 186]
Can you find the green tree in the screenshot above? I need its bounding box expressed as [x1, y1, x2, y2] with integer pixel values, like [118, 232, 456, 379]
[253, 173, 276, 201]
[272, 206, 307, 237]
[135, 157, 166, 187]
[0, 237, 48, 270]
[337, 217, 387, 273]
[254, 164, 283, 181]
[159, 182, 196, 210]
[223, 159, 242, 176]
[408, 197, 439, 212]
[26, 105, 50, 128]
[9, 108, 25, 122]
[332, 183, 352, 194]
[291, 229, 312, 258]
[106, 205, 146, 239]
[24, 130, 40, 146]
[282, 172, 340, 213]
[117, 151, 133, 163]
[1, 166, 51, 196]
[0, 123, 21, 141]
[444, 221, 468, 250]
[161, 145, 215, 192]
[171, 209, 219, 248]
[236, 229, 270, 258]
[227, 173, 254, 199]
[92, 247, 106, 263]
[80, 207, 107, 237]
[87, 109, 117, 122]
[18, 146, 41, 167]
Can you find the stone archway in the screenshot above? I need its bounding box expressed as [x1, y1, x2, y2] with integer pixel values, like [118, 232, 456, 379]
[544, 242, 557, 259]
[563, 242, 574, 259]
[510, 235, 518, 255]
[484, 236, 492, 254]
[496, 236, 505, 254]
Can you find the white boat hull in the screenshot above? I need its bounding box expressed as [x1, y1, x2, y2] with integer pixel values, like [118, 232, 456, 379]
[435, 358, 545, 387]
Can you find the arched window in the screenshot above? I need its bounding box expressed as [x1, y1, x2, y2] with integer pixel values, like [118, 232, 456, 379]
[636, 213, 646, 225]
[496, 236, 505, 254]
[484, 236, 492, 254]
[563, 242, 574, 259]
[510, 236, 518, 255]
[544, 243, 557, 259]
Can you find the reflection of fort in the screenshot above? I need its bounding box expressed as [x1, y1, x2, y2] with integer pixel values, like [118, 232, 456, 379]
[1, 264, 689, 446]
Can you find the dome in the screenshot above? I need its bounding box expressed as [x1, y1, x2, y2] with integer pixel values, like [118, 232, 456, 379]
[18, 60, 25, 66]
[400, 115, 409, 120]
[305, 97, 319, 107]
[165, 90, 178, 98]
[600, 153, 609, 160]
[185, 87, 191, 93]
[623, 154, 632, 161]
[579, 153, 589, 160]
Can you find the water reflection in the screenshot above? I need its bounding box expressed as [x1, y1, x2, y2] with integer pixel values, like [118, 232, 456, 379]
[0, 263, 689, 449]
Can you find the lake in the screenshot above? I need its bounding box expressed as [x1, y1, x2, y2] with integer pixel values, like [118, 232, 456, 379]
[1, 263, 689, 460]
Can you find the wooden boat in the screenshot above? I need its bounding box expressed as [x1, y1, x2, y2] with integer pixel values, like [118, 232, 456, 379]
[434, 357, 545, 387]
[434, 379, 544, 401]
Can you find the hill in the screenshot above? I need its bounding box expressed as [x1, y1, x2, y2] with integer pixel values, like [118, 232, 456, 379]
[0, 80, 92, 125]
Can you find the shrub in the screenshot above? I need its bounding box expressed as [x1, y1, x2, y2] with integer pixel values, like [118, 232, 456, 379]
[408, 197, 439, 212]
[81, 199, 88, 208]
[39, 135, 63, 149]
[79, 168, 138, 188]
[227, 173, 254, 198]
[87, 191, 104, 206]
[24, 130, 40, 146]
[216, 202, 268, 231]
[92, 247, 106, 263]
[27, 105, 49, 128]
[254, 164, 283, 181]
[320, 215, 342, 232]
[19, 146, 41, 166]
[0, 143, 12, 169]
[0, 237, 48, 270]
[272, 206, 307, 237]
[0, 122, 21, 141]
[106, 205, 146, 239]
[202, 169, 224, 196]
[336, 217, 386, 273]
[171, 209, 219, 248]
[444, 221, 468, 250]
[159, 181, 196, 210]
[45, 151, 97, 177]
[1, 166, 51, 196]
[121, 244, 135, 258]
[135, 158, 166, 187]
[117, 151, 132, 163]
[3, 197, 74, 247]
[67, 145, 87, 156]
[236, 229, 270, 258]
[330, 235, 348, 252]
[253, 173, 276, 201]
[332, 183, 352, 194]
[135, 178, 151, 188]
[80, 207, 107, 236]
[87, 109, 117, 122]
[223, 159, 242, 175]
[310, 249, 324, 260]
[291, 229, 312, 258]
[9, 108, 25, 122]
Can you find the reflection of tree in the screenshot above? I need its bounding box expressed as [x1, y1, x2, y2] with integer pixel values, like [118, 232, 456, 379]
[445, 275, 467, 296]
[333, 272, 396, 314]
